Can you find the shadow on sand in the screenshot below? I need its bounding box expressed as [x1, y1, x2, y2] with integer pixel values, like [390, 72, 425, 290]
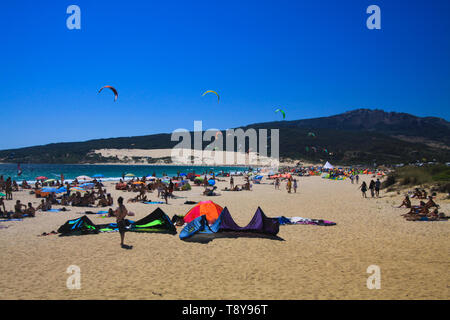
[181, 231, 285, 244]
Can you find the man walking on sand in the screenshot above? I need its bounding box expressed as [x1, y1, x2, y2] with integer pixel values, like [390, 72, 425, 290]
[115, 196, 131, 249]
[375, 178, 381, 197]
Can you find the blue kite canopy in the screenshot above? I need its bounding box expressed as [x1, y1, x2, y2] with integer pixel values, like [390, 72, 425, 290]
[179, 207, 279, 240]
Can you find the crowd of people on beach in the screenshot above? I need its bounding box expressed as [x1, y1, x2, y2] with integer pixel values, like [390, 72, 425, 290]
[397, 188, 447, 221]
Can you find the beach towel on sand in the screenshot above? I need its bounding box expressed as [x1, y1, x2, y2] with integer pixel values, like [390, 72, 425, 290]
[276, 216, 336, 226]
[144, 201, 165, 205]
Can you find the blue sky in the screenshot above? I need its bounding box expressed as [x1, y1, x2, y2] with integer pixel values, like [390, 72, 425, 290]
[1, 0, 449, 150]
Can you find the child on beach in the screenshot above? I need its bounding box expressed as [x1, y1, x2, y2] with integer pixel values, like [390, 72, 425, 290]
[275, 178, 280, 190]
[293, 179, 297, 193]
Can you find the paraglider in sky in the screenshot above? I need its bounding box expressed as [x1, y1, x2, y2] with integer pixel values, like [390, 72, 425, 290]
[308, 132, 316, 137]
[275, 108, 286, 119]
[98, 85, 118, 102]
[202, 90, 220, 103]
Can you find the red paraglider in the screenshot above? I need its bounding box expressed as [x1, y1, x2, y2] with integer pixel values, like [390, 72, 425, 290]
[98, 85, 118, 102]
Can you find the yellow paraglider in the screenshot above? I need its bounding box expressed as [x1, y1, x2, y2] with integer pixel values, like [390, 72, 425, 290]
[202, 90, 220, 103]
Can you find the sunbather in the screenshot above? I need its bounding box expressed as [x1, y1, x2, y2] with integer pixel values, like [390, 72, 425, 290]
[13, 200, 26, 218]
[398, 195, 411, 208]
[24, 202, 36, 217]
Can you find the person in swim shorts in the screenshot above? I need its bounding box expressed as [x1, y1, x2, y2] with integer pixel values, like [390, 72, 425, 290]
[114, 196, 129, 248]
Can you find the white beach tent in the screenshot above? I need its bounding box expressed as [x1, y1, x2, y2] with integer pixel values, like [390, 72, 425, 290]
[323, 161, 334, 169]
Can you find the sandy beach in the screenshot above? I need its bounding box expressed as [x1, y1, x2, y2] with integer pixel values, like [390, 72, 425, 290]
[0, 174, 448, 300]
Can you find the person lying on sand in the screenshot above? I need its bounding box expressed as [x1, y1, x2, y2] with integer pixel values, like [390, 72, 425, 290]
[203, 186, 218, 196]
[405, 209, 446, 221]
[398, 195, 411, 208]
[127, 194, 148, 203]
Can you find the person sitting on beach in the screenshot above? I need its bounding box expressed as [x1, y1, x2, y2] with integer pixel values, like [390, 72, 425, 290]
[48, 192, 58, 205]
[12, 200, 26, 218]
[24, 203, 36, 217]
[108, 208, 115, 217]
[403, 201, 428, 217]
[97, 195, 109, 207]
[421, 189, 428, 200]
[60, 194, 69, 206]
[107, 194, 113, 206]
[21, 180, 31, 189]
[398, 195, 411, 208]
[424, 196, 439, 209]
[411, 188, 422, 199]
[137, 186, 146, 200]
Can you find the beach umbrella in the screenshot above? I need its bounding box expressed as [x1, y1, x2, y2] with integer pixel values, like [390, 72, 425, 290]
[179, 173, 187, 176]
[76, 175, 92, 181]
[70, 187, 86, 192]
[36, 176, 48, 181]
[125, 173, 135, 177]
[44, 179, 56, 183]
[56, 187, 67, 194]
[42, 187, 58, 193]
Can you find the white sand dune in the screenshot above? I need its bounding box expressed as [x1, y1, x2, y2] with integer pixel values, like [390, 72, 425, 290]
[0, 175, 448, 299]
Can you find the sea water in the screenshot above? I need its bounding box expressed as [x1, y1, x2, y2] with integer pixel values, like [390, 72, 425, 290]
[0, 163, 250, 183]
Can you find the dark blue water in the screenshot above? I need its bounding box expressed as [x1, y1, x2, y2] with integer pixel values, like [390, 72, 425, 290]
[0, 163, 249, 182]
